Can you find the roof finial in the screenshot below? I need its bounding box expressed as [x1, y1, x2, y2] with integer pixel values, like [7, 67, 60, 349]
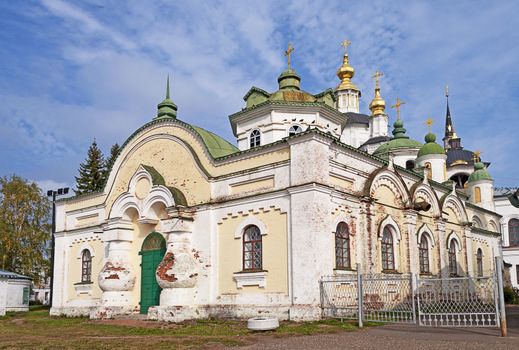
[341, 39, 351, 55]
[426, 117, 433, 133]
[373, 70, 383, 89]
[445, 85, 449, 98]
[166, 74, 170, 99]
[369, 70, 386, 116]
[284, 43, 294, 69]
[391, 97, 406, 120]
[473, 150, 481, 163]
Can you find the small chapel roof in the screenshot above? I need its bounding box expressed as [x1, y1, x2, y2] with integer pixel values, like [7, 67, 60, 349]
[417, 132, 445, 158]
[0, 269, 31, 281]
[373, 118, 422, 158]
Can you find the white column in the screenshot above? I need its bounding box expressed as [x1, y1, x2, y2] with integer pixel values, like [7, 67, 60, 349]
[465, 226, 474, 277]
[435, 219, 448, 278]
[98, 219, 136, 308]
[404, 210, 418, 274]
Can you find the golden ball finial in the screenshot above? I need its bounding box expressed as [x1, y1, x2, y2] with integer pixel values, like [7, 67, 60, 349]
[369, 70, 386, 116]
[336, 39, 358, 91]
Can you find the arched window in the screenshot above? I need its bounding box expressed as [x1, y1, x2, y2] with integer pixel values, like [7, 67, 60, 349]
[509, 219, 519, 246]
[448, 240, 458, 276]
[425, 162, 432, 180]
[335, 222, 350, 269]
[476, 248, 483, 277]
[474, 187, 482, 203]
[381, 227, 395, 271]
[249, 129, 261, 148]
[243, 225, 262, 270]
[405, 160, 415, 170]
[419, 234, 430, 274]
[81, 249, 92, 283]
[288, 125, 303, 136]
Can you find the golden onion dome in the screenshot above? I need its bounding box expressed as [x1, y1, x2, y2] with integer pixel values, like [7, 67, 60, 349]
[336, 54, 359, 91]
[369, 87, 386, 115]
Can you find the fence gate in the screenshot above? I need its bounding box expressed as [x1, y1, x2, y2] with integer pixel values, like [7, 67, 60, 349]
[416, 275, 499, 327]
[362, 274, 415, 323]
[320, 268, 502, 329]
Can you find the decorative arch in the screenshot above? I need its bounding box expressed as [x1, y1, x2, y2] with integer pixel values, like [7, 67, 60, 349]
[411, 183, 441, 217]
[378, 215, 402, 241]
[234, 216, 268, 239]
[472, 215, 484, 229]
[417, 224, 435, 247]
[446, 231, 462, 252]
[111, 192, 141, 219]
[441, 194, 469, 223]
[76, 243, 95, 259]
[142, 187, 176, 219]
[487, 220, 498, 232]
[365, 168, 411, 208]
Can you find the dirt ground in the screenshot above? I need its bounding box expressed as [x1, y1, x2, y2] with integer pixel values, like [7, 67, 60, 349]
[217, 306, 519, 350]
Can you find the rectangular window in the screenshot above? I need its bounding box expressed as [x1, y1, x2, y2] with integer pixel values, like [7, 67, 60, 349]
[23, 287, 29, 305]
[516, 265, 519, 284]
[474, 187, 481, 203]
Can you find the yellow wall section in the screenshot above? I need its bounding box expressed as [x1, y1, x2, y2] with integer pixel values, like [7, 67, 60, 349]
[329, 173, 354, 191]
[229, 177, 274, 195]
[67, 239, 104, 300]
[217, 210, 288, 294]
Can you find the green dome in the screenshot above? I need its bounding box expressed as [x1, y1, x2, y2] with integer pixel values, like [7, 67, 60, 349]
[373, 118, 422, 157]
[277, 68, 301, 90]
[417, 133, 445, 158]
[191, 125, 239, 158]
[468, 162, 493, 183]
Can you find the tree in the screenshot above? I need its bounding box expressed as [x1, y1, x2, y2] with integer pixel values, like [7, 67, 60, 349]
[0, 175, 51, 283]
[103, 143, 120, 182]
[75, 139, 106, 195]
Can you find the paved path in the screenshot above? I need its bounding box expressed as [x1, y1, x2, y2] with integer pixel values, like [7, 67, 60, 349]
[217, 306, 519, 350]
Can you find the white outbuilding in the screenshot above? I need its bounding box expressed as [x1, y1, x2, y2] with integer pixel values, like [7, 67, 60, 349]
[0, 269, 32, 315]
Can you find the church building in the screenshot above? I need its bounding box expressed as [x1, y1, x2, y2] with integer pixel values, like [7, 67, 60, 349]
[50, 43, 502, 321]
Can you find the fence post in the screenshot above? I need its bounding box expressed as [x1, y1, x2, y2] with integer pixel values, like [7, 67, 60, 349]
[357, 263, 363, 328]
[495, 257, 507, 337]
[410, 273, 417, 324]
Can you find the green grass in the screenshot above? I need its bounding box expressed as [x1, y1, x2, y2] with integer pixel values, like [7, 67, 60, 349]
[0, 307, 374, 349]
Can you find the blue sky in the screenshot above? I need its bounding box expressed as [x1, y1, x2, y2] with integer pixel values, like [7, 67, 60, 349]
[0, 0, 518, 191]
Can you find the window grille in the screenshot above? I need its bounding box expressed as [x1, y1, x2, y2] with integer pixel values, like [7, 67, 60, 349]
[81, 249, 92, 283]
[250, 129, 261, 148]
[476, 248, 483, 277]
[335, 222, 350, 269]
[243, 225, 262, 270]
[381, 227, 395, 271]
[288, 125, 303, 136]
[419, 235, 430, 274]
[448, 240, 458, 276]
[509, 219, 519, 246]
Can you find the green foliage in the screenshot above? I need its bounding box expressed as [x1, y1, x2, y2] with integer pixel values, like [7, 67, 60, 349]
[74, 140, 106, 195]
[503, 286, 519, 304]
[103, 143, 120, 183]
[0, 175, 51, 283]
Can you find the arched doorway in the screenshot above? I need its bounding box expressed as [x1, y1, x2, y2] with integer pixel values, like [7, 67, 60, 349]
[139, 232, 166, 314]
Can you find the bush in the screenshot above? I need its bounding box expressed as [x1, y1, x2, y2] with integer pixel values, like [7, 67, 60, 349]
[503, 286, 519, 304]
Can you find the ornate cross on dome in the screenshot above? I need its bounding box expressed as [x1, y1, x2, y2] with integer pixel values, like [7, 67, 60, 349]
[473, 150, 481, 163]
[391, 98, 406, 120]
[372, 70, 383, 89]
[426, 117, 433, 132]
[341, 39, 351, 54]
[285, 43, 294, 69]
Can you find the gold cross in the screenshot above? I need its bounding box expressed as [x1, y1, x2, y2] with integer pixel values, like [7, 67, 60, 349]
[341, 39, 351, 54]
[473, 150, 481, 163]
[372, 70, 383, 89]
[426, 117, 433, 133]
[285, 43, 294, 69]
[391, 98, 406, 120]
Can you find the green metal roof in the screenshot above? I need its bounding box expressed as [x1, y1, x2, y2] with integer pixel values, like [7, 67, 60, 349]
[417, 133, 445, 158]
[191, 125, 239, 158]
[468, 162, 493, 183]
[373, 118, 422, 157]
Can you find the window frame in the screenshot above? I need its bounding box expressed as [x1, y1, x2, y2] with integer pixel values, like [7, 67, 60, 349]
[509, 218, 519, 247]
[381, 226, 395, 271]
[476, 248, 483, 277]
[335, 222, 351, 269]
[81, 249, 92, 283]
[419, 234, 430, 274]
[448, 240, 458, 277]
[288, 125, 303, 137]
[249, 129, 261, 148]
[242, 225, 263, 271]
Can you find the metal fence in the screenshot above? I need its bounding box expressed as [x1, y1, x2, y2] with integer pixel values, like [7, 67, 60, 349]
[320, 263, 504, 330]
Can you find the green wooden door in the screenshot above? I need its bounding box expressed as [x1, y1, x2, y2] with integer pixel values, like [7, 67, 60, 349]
[140, 232, 166, 314]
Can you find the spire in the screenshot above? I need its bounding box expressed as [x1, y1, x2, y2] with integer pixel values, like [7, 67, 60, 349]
[442, 85, 462, 149]
[155, 75, 177, 119]
[369, 70, 386, 116]
[336, 40, 359, 92]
